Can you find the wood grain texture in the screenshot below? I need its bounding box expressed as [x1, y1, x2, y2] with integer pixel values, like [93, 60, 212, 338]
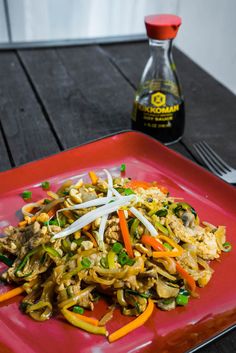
[18, 46, 134, 149]
[0, 127, 12, 171]
[102, 41, 236, 167]
[0, 51, 60, 170]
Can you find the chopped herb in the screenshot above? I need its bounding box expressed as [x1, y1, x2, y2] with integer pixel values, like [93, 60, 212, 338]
[112, 242, 123, 254]
[73, 306, 84, 314]
[0, 253, 14, 267]
[91, 291, 101, 302]
[222, 241, 232, 252]
[62, 190, 69, 196]
[134, 302, 141, 314]
[125, 289, 150, 298]
[179, 288, 190, 296]
[176, 293, 189, 306]
[22, 190, 32, 200]
[41, 181, 50, 190]
[124, 188, 135, 196]
[161, 298, 174, 305]
[120, 163, 126, 172]
[19, 302, 30, 312]
[81, 257, 91, 268]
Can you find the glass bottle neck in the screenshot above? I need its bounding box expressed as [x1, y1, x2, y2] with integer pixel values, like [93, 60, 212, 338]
[149, 38, 173, 58]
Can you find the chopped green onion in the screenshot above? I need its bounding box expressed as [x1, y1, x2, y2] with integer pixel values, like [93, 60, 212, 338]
[73, 306, 84, 314]
[112, 242, 123, 254]
[41, 181, 50, 190]
[120, 163, 126, 172]
[176, 293, 189, 306]
[48, 219, 59, 226]
[124, 188, 134, 196]
[43, 199, 51, 204]
[81, 257, 91, 268]
[155, 209, 168, 217]
[118, 251, 129, 266]
[163, 242, 173, 250]
[154, 220, 169, 235]
[22, 190, 32, 200]
[222, 241, 232, 252]
[42, 244, 61, 258]
[126, 258, 135, 266]
[117, 251, 134, 266]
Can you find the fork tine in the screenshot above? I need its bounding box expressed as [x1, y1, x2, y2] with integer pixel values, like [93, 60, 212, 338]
[193, 143, 222, 175]
[200, 141, 232, 172]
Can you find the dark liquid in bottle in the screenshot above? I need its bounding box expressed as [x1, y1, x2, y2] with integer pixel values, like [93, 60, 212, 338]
[132, 91, 185, 145]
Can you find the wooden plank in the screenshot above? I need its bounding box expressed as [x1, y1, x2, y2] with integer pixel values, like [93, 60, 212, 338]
[102, 41, 236, 168]
[0, 127, 12, 171]
[0, 51, 60, 168]
[18, 46, 134, 148]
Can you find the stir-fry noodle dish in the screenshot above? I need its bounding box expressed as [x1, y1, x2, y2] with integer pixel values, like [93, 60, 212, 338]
[0, 168, 231, 342]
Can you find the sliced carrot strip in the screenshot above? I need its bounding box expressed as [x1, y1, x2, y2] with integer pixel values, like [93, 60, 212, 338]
[0, 286, 25, 303]
[141, 235, 165, 251]
[89, 171, 98, 185]
[84, 231, 97, 247]
[176, 263, 196, 292]
[71, 311, 99, 326]
[125, 180, 151, 190]
[118, 210, 134, 258]
[152, 250, 182, 258]
[108, 299, 154, 343]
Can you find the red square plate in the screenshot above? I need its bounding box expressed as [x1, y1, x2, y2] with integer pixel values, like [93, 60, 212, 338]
[0, 131, 236, 353]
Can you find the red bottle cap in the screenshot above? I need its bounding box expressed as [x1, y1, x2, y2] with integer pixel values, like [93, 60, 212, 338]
[145, 14, 182, 40]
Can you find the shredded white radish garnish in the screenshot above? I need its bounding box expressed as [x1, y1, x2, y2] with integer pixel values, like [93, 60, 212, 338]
[110, 186, 158, 236]
[130, 206, 158, 236]
[52, 195, 136, 240]
[97, 169, 113, 247]
[56, 196, 117, 218]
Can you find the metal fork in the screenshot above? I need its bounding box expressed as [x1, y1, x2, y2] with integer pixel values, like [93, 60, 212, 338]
[193, 141, 236, 184]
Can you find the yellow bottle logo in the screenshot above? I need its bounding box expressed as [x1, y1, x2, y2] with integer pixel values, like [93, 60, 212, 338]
[151, 92, 166, 107]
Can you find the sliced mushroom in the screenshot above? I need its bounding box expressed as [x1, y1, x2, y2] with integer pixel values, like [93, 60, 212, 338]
[156, 277, 179, 298]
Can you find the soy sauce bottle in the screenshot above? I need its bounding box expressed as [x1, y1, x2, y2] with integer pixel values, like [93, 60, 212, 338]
[132, 14, 185, 145]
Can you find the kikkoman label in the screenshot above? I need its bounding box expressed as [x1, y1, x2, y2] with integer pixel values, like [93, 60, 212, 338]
[151, 92, 166, 107]
[136, 102, 180, 114]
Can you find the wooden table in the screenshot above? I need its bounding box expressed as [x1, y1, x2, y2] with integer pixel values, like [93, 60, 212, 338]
[0, 41, 236, 353]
